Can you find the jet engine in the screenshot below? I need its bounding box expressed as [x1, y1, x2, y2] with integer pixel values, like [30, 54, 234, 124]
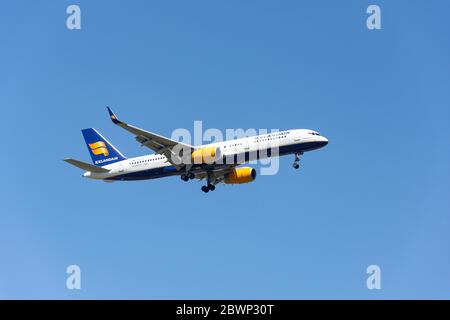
[224, 167, 257, 184]
[191, 147, 222, 164]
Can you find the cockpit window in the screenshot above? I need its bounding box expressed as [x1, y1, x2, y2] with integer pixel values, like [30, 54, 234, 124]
[309, 132, 320, 136]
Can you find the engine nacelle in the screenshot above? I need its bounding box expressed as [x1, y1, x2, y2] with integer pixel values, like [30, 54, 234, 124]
[191, 147, 221, 164]
[224, 167, 257, 184]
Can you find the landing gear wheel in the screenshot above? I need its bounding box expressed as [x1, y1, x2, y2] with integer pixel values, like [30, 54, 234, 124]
[181, 174, 189, 181]
[208, 184, 216, 191]
[201, 186, 209, 193]
[292, 152, 302, 169]
[188, 172, 195, 180]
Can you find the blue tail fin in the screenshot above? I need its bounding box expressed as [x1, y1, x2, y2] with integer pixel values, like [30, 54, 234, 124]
[81, 128, 126, 166]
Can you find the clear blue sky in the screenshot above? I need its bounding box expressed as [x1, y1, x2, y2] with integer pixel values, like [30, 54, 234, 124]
[0, 0, 449, 299]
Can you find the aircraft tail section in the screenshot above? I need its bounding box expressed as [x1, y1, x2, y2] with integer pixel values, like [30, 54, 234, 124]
[81, 128, 126, 166]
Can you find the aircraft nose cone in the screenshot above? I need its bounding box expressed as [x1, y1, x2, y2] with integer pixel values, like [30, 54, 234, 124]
[319, 136, 328, 148]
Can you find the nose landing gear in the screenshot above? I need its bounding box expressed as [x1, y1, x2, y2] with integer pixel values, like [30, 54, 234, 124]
[292, 152, 303, 169]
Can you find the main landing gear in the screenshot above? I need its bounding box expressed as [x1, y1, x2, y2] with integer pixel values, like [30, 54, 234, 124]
[180, 172, 195, 181]
[201, 173, 216, 193]
[292, 152, 303, 169]
[201, 184, 216, 193]
[180, 171, 216, 193]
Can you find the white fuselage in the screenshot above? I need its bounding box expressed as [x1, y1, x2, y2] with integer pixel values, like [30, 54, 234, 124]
[83, 129, 328, 181]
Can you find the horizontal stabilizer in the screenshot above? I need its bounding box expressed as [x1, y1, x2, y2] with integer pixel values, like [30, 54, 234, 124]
[64, 158, 110, 173]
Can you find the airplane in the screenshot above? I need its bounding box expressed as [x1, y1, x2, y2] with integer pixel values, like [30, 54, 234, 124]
[64, 107, 328, 193]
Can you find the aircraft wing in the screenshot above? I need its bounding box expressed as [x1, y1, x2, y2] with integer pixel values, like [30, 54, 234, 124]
[106, 107, 193, 165]
[193, 165, 237, 184]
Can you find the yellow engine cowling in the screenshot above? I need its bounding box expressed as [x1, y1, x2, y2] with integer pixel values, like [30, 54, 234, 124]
[224, 167, 257, 184]
[191, 147, 221, 164]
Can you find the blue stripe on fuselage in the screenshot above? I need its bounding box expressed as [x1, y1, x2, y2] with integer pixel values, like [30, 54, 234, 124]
[107, 165, 179, 181]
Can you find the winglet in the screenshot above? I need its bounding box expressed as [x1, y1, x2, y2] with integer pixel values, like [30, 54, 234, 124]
[107, 106, 121, 124]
